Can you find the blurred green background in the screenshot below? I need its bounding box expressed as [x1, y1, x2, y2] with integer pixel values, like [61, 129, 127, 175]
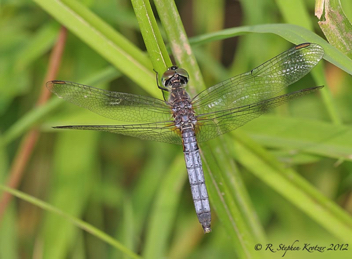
[1, 0, 352, 258]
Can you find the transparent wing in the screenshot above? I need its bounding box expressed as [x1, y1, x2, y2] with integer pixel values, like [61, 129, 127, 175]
[54, 121, 182, 145]
[192, 43, 324, 115]
[47, 80, 172, 123]
[195, 86, 323, 143]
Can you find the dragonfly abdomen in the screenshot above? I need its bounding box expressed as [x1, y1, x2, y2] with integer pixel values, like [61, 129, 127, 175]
[182, 128, 211, 233]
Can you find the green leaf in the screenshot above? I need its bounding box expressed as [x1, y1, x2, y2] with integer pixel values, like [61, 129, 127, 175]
[316, 0, 352, 58]
[154, 0, 206, 94]
[142, 155, 187, 259]
[129, 144, 171, 236]
[241, 115, 352, 160]
[16, 22, 59, 70]
[189, 23, 352, 76]
[3, 67, 121, 145]
[0, 184, 141, 259]
[152, 2, 266, 257]
[41, 131, 98, 258]
[131, 0, 171, 75]
[190, 23, 347, 126]
[0, 204, 17, 259]
[276, 0, 312, 30]
[201, 141, 265, 259]
[230, 130, 352, 242]
[33, 0, 158, 97]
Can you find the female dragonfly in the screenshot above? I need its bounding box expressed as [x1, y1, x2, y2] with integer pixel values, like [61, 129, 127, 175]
[47, 43, 324, 233]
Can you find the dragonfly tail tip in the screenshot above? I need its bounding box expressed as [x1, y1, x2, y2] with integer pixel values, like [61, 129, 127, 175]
[203, 225, 212, 233]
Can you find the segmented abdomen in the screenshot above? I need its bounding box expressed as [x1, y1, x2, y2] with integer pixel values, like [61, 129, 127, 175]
[182, 128, 211, 233]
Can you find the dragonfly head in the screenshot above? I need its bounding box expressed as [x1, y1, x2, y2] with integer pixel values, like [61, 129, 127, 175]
[161, 66, 189, 89]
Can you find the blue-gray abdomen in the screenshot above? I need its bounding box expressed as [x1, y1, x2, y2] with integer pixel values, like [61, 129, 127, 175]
[182, 129, 211, 233]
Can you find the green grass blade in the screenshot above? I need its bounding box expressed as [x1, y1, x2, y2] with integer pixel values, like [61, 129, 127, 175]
[231, 130, 352, 242]
[205, 139, 266, 242]
[189, 23, 352, 75]
[131, 0, 172, 75]
[241, 115, 352, 160]
[15, 22, 59, 70]
[117, 198, 135, 259]
[201, 142, 264, 259]
[193, 0, 225, 62]
[316, 0, 352, 58]
[190, 23, 346, 125]
[154, 0, 206, 94]
[276, 0, 312, 29]
[0, 184, 141, 259]
[33, 0, 158, 96]
[41, 131, 98, 258]
[153, 3, 265, 257]
[3, 67, 121, 145]
[142, 155, 187, 259]
[129, 143, 174, 238]
[5, 0, 352, 257]
[0, 204, 17, 259]
[311, 63, 342, 125]
[0, 130, 17, 259]
[274, 0, 345, 129]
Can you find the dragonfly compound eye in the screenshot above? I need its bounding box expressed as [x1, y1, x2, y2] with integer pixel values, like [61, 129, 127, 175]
[161, 69, 176, 87]
[175, 68, 189, 84]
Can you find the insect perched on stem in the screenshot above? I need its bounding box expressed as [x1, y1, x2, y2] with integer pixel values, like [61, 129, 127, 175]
[48, 43, 324, 233]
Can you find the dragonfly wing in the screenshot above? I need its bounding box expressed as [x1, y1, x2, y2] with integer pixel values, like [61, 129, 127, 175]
[195, 86, 323, 143]
[47, 81, 172, 123]
[192, 43, 324, 115]
[54, 121, 182, 145]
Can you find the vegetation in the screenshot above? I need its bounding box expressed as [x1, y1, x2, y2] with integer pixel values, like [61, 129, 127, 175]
[1, 0, 352, 258]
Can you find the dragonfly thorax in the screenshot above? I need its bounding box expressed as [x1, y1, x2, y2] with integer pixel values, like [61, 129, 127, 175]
[172, 98, 197, 130]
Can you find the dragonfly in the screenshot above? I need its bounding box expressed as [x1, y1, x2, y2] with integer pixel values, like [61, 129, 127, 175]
[47, 43, 324, 233]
